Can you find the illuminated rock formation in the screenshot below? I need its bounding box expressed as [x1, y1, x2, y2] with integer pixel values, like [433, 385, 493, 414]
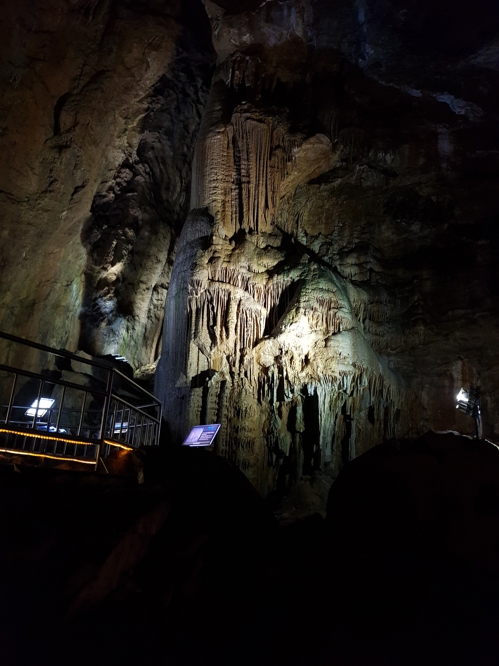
[156, 8, 405, 494]
[157, 96, 405, 490]
[1, 0, 499, 494]
[155, 0, 499, 493]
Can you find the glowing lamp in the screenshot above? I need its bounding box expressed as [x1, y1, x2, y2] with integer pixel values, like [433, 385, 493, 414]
[111, 354, 128, 363]
[114, 422, 128, 434]
[456, 385, 482, 439]
[25, 398, 55, 418]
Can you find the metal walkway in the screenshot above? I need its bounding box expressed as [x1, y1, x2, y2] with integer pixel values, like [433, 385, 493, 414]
[0, 331, 161, 472]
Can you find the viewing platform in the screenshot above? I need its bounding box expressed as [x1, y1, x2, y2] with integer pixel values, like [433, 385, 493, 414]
[0, 331, 161, 473]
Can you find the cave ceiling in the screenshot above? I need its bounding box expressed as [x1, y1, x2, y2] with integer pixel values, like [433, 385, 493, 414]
[1, 0, 498, 494]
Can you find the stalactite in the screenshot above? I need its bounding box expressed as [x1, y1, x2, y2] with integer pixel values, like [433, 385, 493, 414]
[226, 111, 299, 234]
[208, 264, 293, 315]
[159, 83, 406, 494]
[338, 127, 365, 163]
[302, 293, 343, 333]
[220, 52, 260, 91]
[191, 123, 237, 237]
[232, 112, 271, 233]
[320, 106, 340, 144]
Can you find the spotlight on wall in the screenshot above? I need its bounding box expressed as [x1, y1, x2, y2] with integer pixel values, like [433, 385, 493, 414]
[456, 385, 482, 439]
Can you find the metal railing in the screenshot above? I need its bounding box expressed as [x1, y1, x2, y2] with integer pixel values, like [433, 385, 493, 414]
[0, 331, 162, 470]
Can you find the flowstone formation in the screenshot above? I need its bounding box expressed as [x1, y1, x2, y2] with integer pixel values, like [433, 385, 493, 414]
[156, 6, 406, 494]
[156, 206, 402, 492]
[156, 0, 499, 494]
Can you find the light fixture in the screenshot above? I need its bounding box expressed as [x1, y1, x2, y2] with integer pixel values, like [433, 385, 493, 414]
[103, 439, 135, 451]
[0, 447, 95, 465]
[456, 385, 482, 439]
[111, 354, 129, 363]
[0, 427, 97, 447]
[113, 422, 128, 434]
[25, 398, 55, 418]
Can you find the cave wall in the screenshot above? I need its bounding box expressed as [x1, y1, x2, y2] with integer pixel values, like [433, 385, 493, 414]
[0, 0, 214, 368]
[156, 0, 499, 494]
[1, 0, 499, 495]
[79, 4, 215, 370]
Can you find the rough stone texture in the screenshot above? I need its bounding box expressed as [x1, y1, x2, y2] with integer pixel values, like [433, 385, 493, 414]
[0, 0, 214, 371]
[156, 0, 499, 494]
[1, 0, 499, 495]
[80, 6, 215, 369]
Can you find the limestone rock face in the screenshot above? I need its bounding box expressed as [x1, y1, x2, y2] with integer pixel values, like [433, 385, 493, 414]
[79, 11, 215, 369]
[156, 0, 499, 494]
[0, 0, 214, 369]
[1, 0, 499, 495]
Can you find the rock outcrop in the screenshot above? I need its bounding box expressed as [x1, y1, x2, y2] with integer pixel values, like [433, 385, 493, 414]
[319, 431, 499, 665]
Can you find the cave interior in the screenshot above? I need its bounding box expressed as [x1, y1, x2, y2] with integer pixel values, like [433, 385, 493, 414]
[1, 0, 499, 663]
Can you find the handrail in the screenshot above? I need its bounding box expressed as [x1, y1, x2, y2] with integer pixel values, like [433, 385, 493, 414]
[0, 331, 162, 471]
[1, 405, 103, 415]
[0, 331, 160, 409]
[132, 402, 159, 410]
[0, 330, 113, 370]
[109, 393, 161, 424]
[0, 425, 101, 447]
[110, 367, 159, 400]
[0, 363, 109, 396]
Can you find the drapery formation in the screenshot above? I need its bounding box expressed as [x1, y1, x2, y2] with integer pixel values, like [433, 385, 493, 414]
[156, 78, 402, 493]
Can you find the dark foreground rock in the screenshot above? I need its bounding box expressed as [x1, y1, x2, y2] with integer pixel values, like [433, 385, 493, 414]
[2, 431, 499, 665]
[320, 430, 499, 665]
[0, 447, 276, 666]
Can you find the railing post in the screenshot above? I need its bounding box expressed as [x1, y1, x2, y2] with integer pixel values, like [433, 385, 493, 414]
[32, 380, 44, 429]
[55, 385, 66, 433]
[0, 331, 162, 469]
[5, 373, 18, 425]
[96, 368, 113, 472]
[77, 391, 87, 437]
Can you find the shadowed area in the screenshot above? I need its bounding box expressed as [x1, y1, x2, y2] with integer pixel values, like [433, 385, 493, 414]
[1, 432, 499, 665]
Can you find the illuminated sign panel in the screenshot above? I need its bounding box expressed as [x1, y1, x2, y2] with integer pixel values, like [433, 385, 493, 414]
[182, 424, 220, 447]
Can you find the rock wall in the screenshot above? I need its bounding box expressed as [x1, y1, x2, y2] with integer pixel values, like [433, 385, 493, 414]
[79, 5, 215, 369]
[156, 0, 499, 494]
[0, 0, 214, 371]
[1, 0, 499, 495]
